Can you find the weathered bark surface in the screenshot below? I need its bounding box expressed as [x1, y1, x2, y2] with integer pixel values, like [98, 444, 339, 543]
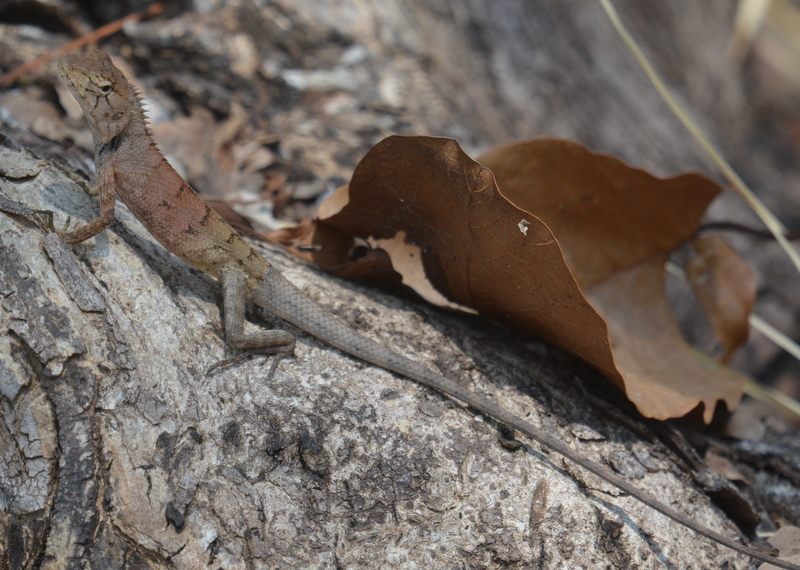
[1, 0, 798, 568]
[0, 131, 753, 569]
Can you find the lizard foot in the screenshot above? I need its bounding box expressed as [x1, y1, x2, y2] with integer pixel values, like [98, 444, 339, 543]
[206, 348, 289, 379]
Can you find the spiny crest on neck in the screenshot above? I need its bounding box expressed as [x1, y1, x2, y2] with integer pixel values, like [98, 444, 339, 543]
[130, 85, 160, 146]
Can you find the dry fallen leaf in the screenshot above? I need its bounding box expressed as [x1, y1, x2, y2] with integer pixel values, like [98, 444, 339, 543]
[770, 526, 800, 559]
[299, 135, 750, 421]
[480, 138, 743, 421]
[321, 136, 615, 372]
[266, 219, 402, 284]
[704, 450, 748, 483]
[762, 526, 800, 570]
[686, 234, 756, 363]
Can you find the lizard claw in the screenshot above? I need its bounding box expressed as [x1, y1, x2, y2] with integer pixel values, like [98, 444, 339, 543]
[31, 209, 55, 233]
[53, 217, 77, 243]
[0, 196, 56, 234]
[206, 354, 248, 376]
[206, 348, 292, 378]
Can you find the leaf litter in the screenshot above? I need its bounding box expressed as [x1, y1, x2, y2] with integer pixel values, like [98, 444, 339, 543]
[263, 135, 754, 422]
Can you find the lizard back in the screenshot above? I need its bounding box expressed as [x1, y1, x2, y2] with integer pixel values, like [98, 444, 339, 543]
[109, 135, 269, 282]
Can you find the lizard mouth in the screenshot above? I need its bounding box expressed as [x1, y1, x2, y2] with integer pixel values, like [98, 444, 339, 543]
[56, 61, 80, 92]
[56, 61, 98, 110]
[56, 57, 75, 75]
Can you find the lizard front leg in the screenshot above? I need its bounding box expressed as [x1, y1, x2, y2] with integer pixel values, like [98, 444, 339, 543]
[61, 165, 117, 244]
[220, 269, 296, 354]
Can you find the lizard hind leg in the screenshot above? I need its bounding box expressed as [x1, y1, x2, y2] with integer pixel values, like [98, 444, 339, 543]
[208, 269, 296, 375]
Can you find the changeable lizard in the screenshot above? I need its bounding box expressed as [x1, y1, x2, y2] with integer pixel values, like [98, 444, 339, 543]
[56, 50, 799, 570]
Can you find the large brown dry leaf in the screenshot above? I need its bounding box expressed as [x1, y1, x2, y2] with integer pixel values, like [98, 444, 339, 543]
[314, 136, 746, 421]
[478, 139, 744, 421]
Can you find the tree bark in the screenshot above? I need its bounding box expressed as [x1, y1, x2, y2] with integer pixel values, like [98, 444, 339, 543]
[1, 0, 798, 568]
[0, 126, 758, 569]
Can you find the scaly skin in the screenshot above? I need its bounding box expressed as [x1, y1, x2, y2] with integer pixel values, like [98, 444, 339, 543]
[56, 50, 799, 570]
[57, 51, 268, 290]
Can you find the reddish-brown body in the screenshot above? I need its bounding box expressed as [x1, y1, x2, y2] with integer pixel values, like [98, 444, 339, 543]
[103, 131, 268, 284]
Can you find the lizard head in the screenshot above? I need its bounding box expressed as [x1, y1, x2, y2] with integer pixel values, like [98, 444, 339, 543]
[57, 50, 140, 145]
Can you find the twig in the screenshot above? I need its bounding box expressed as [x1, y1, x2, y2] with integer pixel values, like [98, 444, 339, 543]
[698, 221, 800, 240]
[0, 3, 164, 87]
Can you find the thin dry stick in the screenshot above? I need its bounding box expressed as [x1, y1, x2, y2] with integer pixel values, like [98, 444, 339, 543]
[598, 0, 800, 277]
[699, 221, 800, 240]
[750, 314, 800, 363]
[745, 375, 800, 418]
[0, 3, 164, 87]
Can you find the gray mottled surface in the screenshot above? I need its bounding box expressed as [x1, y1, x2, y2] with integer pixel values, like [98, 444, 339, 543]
[2, 0, 799, 567]
[1, 125, 749, 568]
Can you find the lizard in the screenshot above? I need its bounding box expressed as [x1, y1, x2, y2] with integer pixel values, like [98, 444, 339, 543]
[55, 49, 799, 570]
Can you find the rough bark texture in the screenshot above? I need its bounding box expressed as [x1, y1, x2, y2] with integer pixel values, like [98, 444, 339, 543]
[0, 132, 755, 569]
[1, 0, 799, 569]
